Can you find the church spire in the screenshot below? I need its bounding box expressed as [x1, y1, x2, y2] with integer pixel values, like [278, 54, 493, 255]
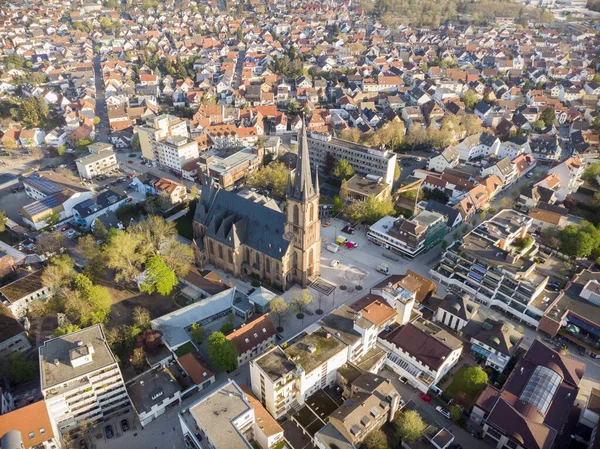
[291, 116, 316, 202]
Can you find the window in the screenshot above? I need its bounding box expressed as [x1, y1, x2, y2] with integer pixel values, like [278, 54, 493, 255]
[209, 241, 214, 254]
[309, 203, 314, 222]
[256, 253, 260, 265]
[246, 248, 250, 262]
[266, 258, 271, 273]
[29, 432, 35, 439]
[293, 204, 299, 225]
[40, 428, 46, 435]
[218, 245, 223, 260]
[228, 249, 233, 263]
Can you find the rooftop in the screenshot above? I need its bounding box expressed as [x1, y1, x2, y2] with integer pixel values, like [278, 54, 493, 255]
[0, 401, 55, 448]
[39, 324, 117, 390]
[76, 149, 116, 166]
[185, 380, 253, 449]
[0, 270, 45, 302]
[284, 327, 348, 374]
[127, 366, 182, 415]
[254, 346, 298, 382]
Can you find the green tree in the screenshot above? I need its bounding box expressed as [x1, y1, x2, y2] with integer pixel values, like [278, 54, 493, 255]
[92, 218, 108, 240]
[190, 322, 205, 344]
[53, 324, 81, 337]
[532, 119, 545, 131]
[361, 429, 388, 449]
[57, 145, 66, 156]
[455, 365, 489, 394]
[345, 195, 395, 225]
[37, 231, 65, 255]
[42, 254, 76, 292]
[6, 352, 38, 384]
[0, 210, 6, 233]
[104, 230, 146, 283]
[395, 410, 426, 443]
[332, 196, 343, 214]
[340, 128, 361, 143]
[45, 211, 61, 226]
[270, 296, 289, 330]
[141, 255, 178, 295]
[583, 162, 600, 182]
[393, 161, 402, 182]
[462, 91, 479, 110]
[450, 404, 462, 422]
[93, 116, 101, 125]
[76, 138, 93, 148]
[291, 289, 313, 316]
[206, 331, 238, 372]
[131, 133, 141, 151]
[190, 185, 200, 200]
[540, 107, 555, 127]
[246, 162, 289, 197]
[333, 159, 355, 180]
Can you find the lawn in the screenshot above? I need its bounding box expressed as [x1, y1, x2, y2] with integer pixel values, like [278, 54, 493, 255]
[174, 341, 195, 358]
[445, 366, 487, 408]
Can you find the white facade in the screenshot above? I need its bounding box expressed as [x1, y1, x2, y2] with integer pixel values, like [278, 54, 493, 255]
[75, 151, 118, 179]
[435, 308, 469, 333]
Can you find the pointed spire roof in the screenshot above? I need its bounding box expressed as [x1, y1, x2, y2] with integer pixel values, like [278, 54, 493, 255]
[290, 116, 316, 202]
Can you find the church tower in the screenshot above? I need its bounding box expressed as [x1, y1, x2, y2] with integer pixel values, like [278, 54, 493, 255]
[285, 118, 321, 287]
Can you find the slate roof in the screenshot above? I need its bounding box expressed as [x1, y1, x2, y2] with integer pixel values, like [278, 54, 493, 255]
[438, 293, 478, 321]
[195, 183, 290, 261]
[73, 188, 127, 218]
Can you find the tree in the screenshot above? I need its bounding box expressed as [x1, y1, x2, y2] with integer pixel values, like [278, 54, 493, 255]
[6, 352, 38, 385]
[161, 239, 194, 277]
[362, 429, 388, 449]
[583, 162, 600, 182]
[78, 234, 106, 281]
[45, 211, 61, 226]
[53, 324, 81, 337]
[291, 289, 313, 317]
[104, 230, 146, 283]
[450, 404, 462, 422]
[532, 119, 545, 131]
[246, 162, 289, 197]
[141, 255, 178, 295]
[455, 365, 489, 394]
[395, 410, 426, 443]
[559, 222, 600, 258]
[0, 210, 6, 233]
[130, 347, 146, 370]
[499, 197, 514, 209]
[93, 116, 101, 125]
[393, 161, 402, 182]
[339, 179, 348, 202]
[70, 273, 112, 325]
[270, 296, 289, 330]
[57, 145, 66, 156]
[333, 196, 343, 214]
[190, 322, 205, 344]
[37, 231, 65, 255]
[540, 226, 561, 248]
[92, 218, 108, 240]
[190, 185, 200, 200]
[42, 254, 76, 292]
[462, 91, 479, 110]
[441, 240, 448, 250]
[540, 107, 555, 127]
[345, 195, 396, 225]
[131, 133, 141, 151]
[340, 128, 361, 143]
[206, 331, 238, 372]
[133, 306, 151, 329]
[333, 159, 355, 180]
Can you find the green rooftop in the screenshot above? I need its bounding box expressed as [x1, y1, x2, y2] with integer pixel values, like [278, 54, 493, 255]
[284, 327, 347, 374]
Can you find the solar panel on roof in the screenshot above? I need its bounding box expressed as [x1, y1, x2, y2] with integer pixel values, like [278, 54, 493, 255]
[26, 177, 63, 195]
[24, 196, 58, 215]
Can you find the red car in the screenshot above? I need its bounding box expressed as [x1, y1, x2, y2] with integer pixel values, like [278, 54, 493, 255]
[419, 393, 431, 403]
[128, 160, 133, 164]
[61, 226, 69, 232]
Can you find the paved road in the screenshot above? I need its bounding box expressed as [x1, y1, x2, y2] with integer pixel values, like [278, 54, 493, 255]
[93, 54, 110, 144]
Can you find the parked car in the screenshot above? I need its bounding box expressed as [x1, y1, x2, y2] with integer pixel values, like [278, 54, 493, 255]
[399, 399, 406, 408]
[121, 419, 129, 432]
[346, 241, 358, 249]
[66, 230, 76, 238]
[322, 221, 331, 227]
[419, 393, 431, 403]
[435, 406, 451, 419]
[61, 225, 69, 232]
[128, 160, 133, 164]
[104, 425, 114, 439]
[399, 376, 408, 384]
[128, 153, 137, 157]
[330, 259, 340, 267]
[341, 225, 354, 235]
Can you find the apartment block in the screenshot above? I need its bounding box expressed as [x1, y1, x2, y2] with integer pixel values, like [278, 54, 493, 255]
[138, 114, 199, 173]
[307, 132, 397, 186]
[39, 325, 131, 433]
[75, 150, 118, 179]
[430, 210, 550, 327]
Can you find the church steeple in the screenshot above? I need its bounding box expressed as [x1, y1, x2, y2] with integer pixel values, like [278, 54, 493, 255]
[289, 117, 316, 202]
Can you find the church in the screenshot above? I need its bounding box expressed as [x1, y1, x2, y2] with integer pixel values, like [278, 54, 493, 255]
[192, 120, 321, 290]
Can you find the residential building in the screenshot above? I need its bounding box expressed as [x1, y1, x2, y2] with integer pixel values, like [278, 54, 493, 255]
[226, 314, 278, 365]
[380, 317, 463, 393]
[75, 150, 118, 179]
[538, 268, 600, 357]
[0, 270, 50, 318]
[239, 385, 285, 449]
[21, 172, 93, 230]
[367, 210, 446, 258]
[468, 318, 524, 372]
[547, 155, 585, 201]
[0, 304, 32, 358]
[434, 293, 479, 334]
[480, 157, 517, 186]
[39, 325, 131, 433]
[455, 133, 500, 161]
[431, 210, 550, 327]
[324, 373, 400, 446]
[138, 114, 199, 173]
[428, 146, 460, 173]
[307, 132, 397, 186]
[0, 401, 59, 449]
[126, 366, 184, 428]
[471, 341, 585, 449]
[132, 173, 187, 204]
[250, 327, 348, 419]
[72, 189, 128, 230]
[194, 120, 321, 289]
[179, 380, 256, 449]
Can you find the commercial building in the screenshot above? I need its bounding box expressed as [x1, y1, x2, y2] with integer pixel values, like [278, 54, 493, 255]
[75, 149, 118, 179]
[198, 146, 264, 190]
[430, 210, 550, 327]
[434, 293, 479, 334]
[343, 174, 391, 203]
[138, 114, 199, 173]
[468, 319, 524, 372]
[471, 341, 585, 449]
[307, 132, 397, 186]
[39, 325, 131, 433]
[367, 210, 446, 258]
